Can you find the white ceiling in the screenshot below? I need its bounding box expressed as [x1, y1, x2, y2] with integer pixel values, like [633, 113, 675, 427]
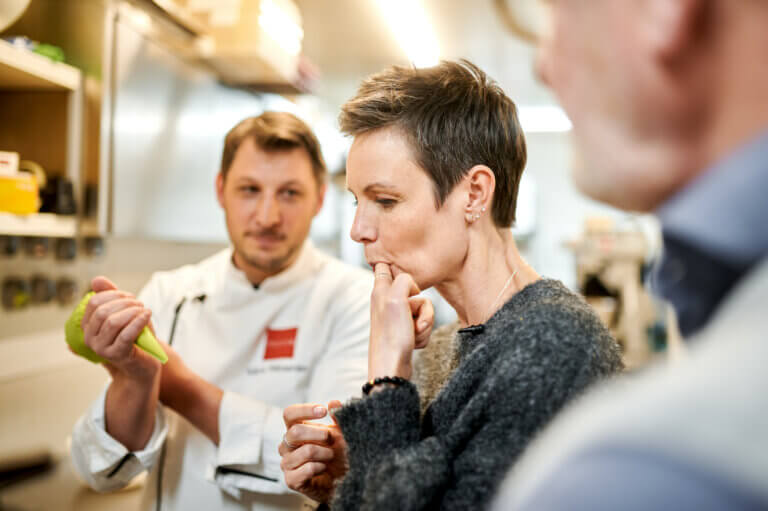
[295, 0, 557, 111]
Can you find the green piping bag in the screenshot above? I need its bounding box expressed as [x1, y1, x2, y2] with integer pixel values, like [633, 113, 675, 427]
[65, 291, 168, 364]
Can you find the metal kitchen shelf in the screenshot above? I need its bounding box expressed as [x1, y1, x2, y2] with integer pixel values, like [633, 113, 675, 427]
[0, 39, 81, 91]
[0, 212, 77, 238]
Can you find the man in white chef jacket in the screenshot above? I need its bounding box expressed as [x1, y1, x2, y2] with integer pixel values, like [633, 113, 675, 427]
[70, 112, 372, 511]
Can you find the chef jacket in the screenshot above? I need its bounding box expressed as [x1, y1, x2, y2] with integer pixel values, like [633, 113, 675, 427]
[70, 241, 372, 510]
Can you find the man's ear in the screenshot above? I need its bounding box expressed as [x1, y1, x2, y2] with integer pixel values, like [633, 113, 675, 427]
[463, 165, 495, 222]
[215, 172, 225, 208]
[314, 183, 327, 217]
[644, 0, 706, 62]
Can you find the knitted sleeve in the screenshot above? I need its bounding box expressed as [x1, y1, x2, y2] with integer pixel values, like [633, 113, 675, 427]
[330, 382, 448, 510]
[331, 300, 622, 511]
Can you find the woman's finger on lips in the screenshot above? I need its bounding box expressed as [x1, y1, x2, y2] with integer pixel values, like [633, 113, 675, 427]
[373, 262, 393, 279]
[372, 263, 393, 299]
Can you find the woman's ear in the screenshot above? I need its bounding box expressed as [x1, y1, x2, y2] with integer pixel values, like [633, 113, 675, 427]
[463, 165, 495, 224]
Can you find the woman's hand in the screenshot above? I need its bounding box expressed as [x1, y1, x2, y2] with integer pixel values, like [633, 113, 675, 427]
[369, 263, 434, 380]
[409, 294, 435, 350]
[279, 401, 347, 504]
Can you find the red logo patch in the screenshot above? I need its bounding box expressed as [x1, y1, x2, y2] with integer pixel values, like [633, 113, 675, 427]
[264, 327, 298, 360]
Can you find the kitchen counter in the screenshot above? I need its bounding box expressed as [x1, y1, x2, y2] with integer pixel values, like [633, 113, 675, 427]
[0, 329, 142, 510]
[0, 456, 143, 511]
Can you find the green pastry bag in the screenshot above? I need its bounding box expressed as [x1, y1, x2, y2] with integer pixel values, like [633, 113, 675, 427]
[65, 291, 168, 364]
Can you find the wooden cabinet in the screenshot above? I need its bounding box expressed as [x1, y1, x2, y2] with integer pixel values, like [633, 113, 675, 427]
[0, 38, 83, 237]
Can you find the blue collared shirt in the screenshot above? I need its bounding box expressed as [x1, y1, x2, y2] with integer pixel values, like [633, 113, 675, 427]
[651, 131, 768, 337]
[515, 131, 768, 511]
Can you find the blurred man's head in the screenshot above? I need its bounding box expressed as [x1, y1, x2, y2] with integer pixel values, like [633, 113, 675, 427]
[216, 112, 326, 283]
[535, 0, 768, 211]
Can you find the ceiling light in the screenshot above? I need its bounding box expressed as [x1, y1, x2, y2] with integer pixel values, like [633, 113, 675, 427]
[373, 0, 440, 68]
[518, 105, 572, 133]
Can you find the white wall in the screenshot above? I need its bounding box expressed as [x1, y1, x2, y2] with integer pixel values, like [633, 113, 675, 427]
[521, 132, 631, 288]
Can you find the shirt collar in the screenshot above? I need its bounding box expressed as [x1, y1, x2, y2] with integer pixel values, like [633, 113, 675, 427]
[214, 240, 324, 309]
[256, 240, 325, 293]
[652, 129, 768, 337]
[657, 130, 768, 269]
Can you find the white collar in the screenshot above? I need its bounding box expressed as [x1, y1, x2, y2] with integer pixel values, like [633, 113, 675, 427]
[212, 240, 325, 310]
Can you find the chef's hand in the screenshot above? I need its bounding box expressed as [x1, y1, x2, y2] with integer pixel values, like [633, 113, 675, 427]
[83, 276, 161, 384]
[279, 401, 347, 504]
[369, 263, 434, 380]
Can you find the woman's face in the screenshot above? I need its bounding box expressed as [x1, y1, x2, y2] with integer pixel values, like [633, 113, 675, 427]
[346, 127, 469, 289]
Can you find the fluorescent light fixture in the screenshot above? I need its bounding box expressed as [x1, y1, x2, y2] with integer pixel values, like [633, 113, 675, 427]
[373, 0, 440, 68]
[518, 105, 572, 133]
[259, 0, 304, 57]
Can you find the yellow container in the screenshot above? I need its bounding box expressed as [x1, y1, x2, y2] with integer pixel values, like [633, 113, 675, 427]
[0, 173, 40, 214]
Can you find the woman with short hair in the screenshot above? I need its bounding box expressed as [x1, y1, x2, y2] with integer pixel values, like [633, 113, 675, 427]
[278, 60, 623, 511]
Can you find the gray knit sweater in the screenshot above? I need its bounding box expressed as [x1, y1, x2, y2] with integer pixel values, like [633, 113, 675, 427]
[330, 279, 623, 510]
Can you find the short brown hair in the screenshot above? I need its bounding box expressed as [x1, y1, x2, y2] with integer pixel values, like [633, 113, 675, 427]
[220, 112, 326, 186]
[339, 60, 526, 227]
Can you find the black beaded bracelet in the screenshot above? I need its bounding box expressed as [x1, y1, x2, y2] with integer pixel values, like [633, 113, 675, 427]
[362, 376, 408, 395]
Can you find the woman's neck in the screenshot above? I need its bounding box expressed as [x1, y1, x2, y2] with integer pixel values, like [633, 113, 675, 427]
[436, 227, 540, 328]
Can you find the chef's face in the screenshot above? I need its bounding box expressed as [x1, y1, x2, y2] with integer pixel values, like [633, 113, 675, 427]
[217, 139, 324, 279]
[347, 127, 468, 290]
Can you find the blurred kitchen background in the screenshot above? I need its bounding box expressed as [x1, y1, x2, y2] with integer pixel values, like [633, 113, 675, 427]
[0, 1, 680, 509]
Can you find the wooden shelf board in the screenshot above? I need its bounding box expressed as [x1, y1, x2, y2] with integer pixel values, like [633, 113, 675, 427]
[0, 40, 81, 91]
[0, 212, 77, 238]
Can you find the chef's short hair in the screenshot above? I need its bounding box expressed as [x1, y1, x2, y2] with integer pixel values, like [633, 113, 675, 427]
[339, 60, 526, 227]
[220, 112, 326, 187]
